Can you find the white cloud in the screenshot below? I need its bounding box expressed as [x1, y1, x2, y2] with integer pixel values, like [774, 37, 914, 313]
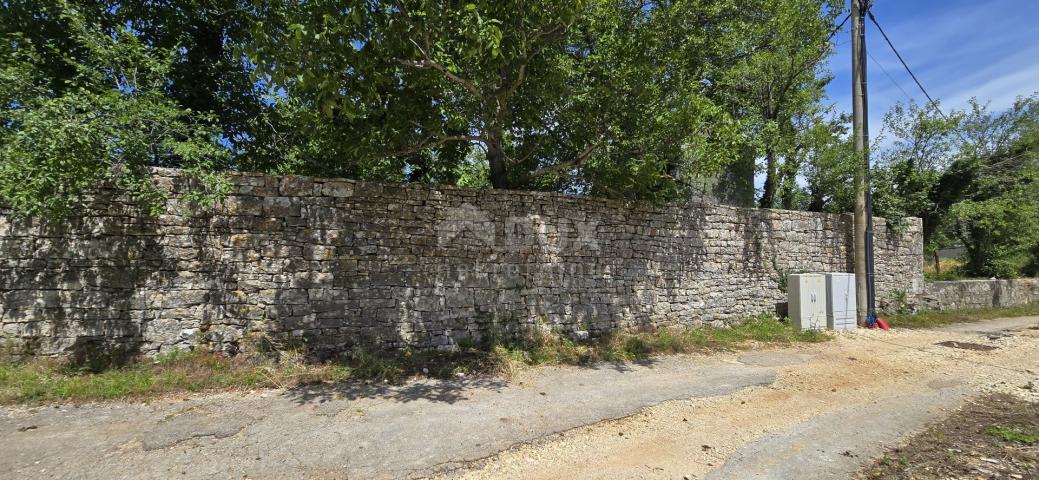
[824, 0, 1038, 133]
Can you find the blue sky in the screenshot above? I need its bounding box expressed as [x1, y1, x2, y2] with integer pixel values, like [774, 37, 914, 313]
[825, 0, 1039, 139]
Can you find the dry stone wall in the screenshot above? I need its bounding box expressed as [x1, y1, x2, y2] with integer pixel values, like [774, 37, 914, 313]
[0, 168, 923, 359]
[916, 279, 1039, 311]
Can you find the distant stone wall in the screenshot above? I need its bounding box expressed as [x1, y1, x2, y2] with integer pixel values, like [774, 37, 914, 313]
[916, 279, 1039, 311]
[0, 168, 923, 359]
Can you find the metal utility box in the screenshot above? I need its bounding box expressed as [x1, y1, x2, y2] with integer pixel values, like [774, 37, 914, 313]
[825, 273, 858, 331]
[787, 274, 828, 331]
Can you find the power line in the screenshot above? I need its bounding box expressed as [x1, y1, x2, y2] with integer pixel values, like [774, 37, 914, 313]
[829, 13, 852, 41]
[867, 11, 953, 124]
[868, 11, 976, 148]
[867, 49, 914, 104]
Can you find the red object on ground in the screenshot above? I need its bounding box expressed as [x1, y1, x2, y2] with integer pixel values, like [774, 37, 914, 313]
[876, 318, 890, 330]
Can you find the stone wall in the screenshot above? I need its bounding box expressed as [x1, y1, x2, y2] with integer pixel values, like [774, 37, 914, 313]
[916, 279, 1039, 311]
[0, 168, 923, 359]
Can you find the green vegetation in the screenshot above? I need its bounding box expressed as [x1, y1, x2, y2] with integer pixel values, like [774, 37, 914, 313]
[886, 302, 1039, 329]
[0, 315, 825, 405]
[985, 425, 1038, 445]
[861, 394, 1039, 479]
[4, 2, 1037, 274]
[924, 258, 968, 281]
[867, 98, 1039, 279]
[488, 315, 827, 377]
[0, 2, 230, 217]
[1, 0, 844, 213]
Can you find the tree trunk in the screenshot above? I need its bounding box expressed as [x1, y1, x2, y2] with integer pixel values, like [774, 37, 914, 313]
[759, 148, 777, 208]
[780, 182, 795, 210]
[806, 188, 825, 212]
[712, 151, 756, 207]
[486, 132, 509, 189]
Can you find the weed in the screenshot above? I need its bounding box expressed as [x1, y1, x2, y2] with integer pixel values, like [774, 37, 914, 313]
[887, 302, 1039, 329]
[0, 315, 827, 405]
[986, 426, 1038, 445]
[889, 289, 911, 315]
[924, 258, 968, 282]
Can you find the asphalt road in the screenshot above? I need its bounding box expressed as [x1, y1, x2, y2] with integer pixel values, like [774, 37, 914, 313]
[3, 316, 1037, 480]
[2, 355, 775, 479]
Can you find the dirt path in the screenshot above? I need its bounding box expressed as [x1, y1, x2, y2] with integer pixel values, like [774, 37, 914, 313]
[856, 393, 1039, 479]
[452, 317, 1039, 480]
[3, 317, 1038, 480]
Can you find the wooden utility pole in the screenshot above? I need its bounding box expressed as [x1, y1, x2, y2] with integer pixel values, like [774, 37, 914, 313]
[851, 0, 870, 325]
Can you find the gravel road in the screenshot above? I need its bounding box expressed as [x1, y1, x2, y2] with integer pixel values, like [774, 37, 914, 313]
[3, 316, 1038, 480]
[451, 316, 1039, 480]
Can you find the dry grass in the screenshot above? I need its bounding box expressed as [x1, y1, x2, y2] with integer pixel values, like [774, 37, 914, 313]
[858, 394, 1039, 479]
[886, 302, 1039, 329]
[0, 350, 347, 404]
[924, 258, 968, 281]
[486, 314, 827, 377]
[0, 315, 827, 405]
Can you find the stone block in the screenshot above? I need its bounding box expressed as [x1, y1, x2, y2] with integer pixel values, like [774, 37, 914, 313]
[0, 168, 927, 358]
[280, 176, 314, 196]
[303, 245, 336, 261]
[322, 181, 354, 198]
[263, 197, 301, 217]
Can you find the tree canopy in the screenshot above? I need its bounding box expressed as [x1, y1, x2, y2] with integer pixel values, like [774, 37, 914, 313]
[3, 1, 1037, 277]
[2, 0, 845, 211]
[797, 95, 1039, 278]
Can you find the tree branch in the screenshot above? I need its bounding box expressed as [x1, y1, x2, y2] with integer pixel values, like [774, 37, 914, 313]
[386, 134, 485, 158]
[397, 58, 483, 98]
[529, 134, 606, 178]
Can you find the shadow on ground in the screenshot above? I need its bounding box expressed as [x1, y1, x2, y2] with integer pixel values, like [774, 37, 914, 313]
[281, 356, 661, 406]
[283, 376, 509, 405]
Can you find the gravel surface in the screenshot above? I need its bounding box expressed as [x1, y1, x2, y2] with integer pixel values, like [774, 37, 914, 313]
[449, 316, 1039, 480]
[3, 316, 1038, 480]
[856, 393, 1038, 479]
[1, 354, 776, 479]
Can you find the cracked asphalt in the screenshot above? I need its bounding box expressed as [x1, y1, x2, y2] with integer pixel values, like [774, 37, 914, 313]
[3, 316, 1038, 480]
[2, 355, 774, 479]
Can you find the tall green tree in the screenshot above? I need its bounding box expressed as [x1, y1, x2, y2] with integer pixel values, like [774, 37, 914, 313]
[870, 100, 960, 246]
[836, 95, 1039, 278]
[943, 96, 1039, 277]
[715, 0, 842, 209]
[0, 2, 227, 217]
[2, 1, 271, 162]
[248, 0, 838, 199]
[113, 0, 274, 163]
[249, 1, 591, 189]
[1, 0, 855, 212]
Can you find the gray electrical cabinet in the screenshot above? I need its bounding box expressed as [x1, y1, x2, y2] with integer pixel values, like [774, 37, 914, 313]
[825, 272, 857, 330]
[787, 273, 827, 331]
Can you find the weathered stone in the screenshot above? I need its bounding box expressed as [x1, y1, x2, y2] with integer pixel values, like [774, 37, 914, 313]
[303, 245, 336, 261]
[914, 279, 1039, 311]
[321, 180, 354, 198]
[0, 167, 948, 359]
[221, 196, 264, 216]
[279, 176, 313, 196]
[262, 197, 300, 217]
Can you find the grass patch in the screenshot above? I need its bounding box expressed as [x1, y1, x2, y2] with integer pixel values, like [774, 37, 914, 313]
[0, 315, 825, 405]
[986, 425, 1039, 445]
[924, 258, 968, 282]
[886, 302, 1039, 329]
[0, 350, 346, 405]
[860, 393, 1039, 479]
[487, 315, 827, 377]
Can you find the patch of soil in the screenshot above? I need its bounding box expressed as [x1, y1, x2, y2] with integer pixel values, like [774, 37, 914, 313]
[935, 340, 998, 351]
[858, 393, 1039, 480]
